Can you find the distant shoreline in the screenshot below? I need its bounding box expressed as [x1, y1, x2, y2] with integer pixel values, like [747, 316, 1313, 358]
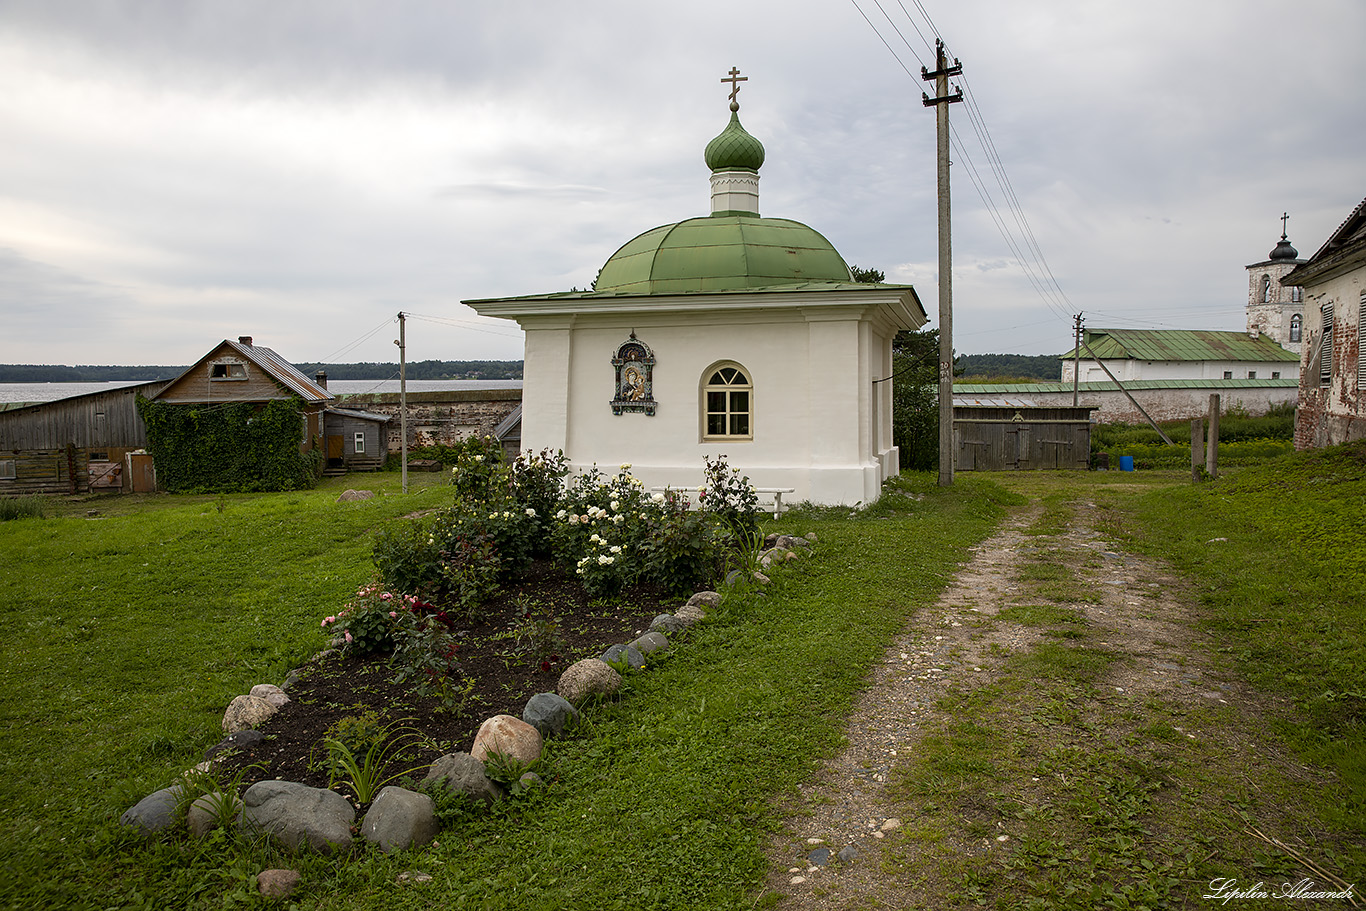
[0, 378, 523, 406]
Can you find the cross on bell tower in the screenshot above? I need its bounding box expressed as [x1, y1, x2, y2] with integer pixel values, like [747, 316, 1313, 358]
[721, 66, 747, 108]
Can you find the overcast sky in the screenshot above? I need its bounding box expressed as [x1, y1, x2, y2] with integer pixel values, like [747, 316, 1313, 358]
[1, 0, 1362, 368]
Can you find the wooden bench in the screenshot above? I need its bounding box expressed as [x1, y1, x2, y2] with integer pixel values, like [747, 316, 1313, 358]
[653, 486, 795, 519]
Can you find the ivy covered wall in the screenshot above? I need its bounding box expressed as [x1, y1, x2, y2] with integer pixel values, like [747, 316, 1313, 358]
[136, 396, 322, 493]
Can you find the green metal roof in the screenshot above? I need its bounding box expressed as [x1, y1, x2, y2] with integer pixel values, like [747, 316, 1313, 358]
[1060, 328, 1299, 363]
[594, 215, 852, 294]
[953, 378, 1299, 394]
[703, 111, 765, 172]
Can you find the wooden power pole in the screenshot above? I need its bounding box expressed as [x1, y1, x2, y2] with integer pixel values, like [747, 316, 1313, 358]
[923, 39, 963, 487]
[396, 312, 408, 494]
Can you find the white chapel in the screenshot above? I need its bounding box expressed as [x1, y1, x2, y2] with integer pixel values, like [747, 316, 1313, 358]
[466, 73, 926, 505]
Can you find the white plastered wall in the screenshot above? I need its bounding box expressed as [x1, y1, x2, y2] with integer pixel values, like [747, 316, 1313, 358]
[518, 307, 895, 505]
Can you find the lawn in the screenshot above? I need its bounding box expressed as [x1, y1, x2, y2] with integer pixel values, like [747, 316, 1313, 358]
[2, 445, 1361, 909]
[0, 471, 1013, 909]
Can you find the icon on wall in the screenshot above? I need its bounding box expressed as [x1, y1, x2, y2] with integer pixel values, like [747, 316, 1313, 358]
[611, 332, 657, 415]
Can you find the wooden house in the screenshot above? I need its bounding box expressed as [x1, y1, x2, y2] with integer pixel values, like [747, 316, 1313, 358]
[151, 336, 334, 446]
[0, 381, 167, 495]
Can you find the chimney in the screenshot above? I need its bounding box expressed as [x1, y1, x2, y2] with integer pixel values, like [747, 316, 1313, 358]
[238, 336, 253, 346]
[315, 370, 328, 389]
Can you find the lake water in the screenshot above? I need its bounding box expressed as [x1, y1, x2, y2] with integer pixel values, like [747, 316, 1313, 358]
[0, 379, 522, 405]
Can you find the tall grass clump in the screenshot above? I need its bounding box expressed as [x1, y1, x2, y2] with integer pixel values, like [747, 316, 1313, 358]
[0, 495, 46, 521]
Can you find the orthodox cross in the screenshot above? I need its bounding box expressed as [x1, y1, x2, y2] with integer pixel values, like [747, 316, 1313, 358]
[722, 67, 747, 103]
[1280, 211, 1290, 240]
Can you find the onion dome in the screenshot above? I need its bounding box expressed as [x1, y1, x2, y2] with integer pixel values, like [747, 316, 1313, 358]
[1268, 234, 1299, 260]
[704, 105, 766, 173]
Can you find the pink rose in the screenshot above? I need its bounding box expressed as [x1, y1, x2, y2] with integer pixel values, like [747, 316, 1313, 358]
[344, 631, 353, 644]
[380, 592, 392, 601]
[389, 611, 397, 618]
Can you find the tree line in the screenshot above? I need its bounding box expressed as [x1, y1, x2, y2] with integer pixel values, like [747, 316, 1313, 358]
[0, 360, 526, 383]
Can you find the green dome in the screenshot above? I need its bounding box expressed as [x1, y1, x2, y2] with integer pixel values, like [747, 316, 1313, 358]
[704, 111, 765, 172]
[594, 215, 852, 294]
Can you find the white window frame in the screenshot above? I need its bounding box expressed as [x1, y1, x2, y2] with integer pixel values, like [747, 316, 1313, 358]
[354, 431, 366, 455]
[0, 460, 16, 481]
[701, 361, 753, 442]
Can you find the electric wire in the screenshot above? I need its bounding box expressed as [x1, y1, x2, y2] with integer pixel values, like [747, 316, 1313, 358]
[850, 0, 1079, 339]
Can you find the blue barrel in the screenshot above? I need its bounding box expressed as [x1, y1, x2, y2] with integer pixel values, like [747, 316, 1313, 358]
[1119, 455, 1135, 472]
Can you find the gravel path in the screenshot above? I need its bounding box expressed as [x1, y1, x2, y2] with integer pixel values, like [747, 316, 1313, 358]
[762, 495, 1260, 909]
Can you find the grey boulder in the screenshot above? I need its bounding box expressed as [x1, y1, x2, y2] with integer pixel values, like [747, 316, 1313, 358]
[238, 780, 355, 854]
[600, 643, 645, 670]
[627, 631, 668, 656]
[424, 752, 503, 806]
[119, 784, 184, 837]
[522, 692, 581, 738]
[361, 786, 439, 854]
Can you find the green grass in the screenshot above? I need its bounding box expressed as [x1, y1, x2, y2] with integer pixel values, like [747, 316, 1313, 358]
[0, 472, 1014, 910]
[882, 462, 1365, 908]
[1115, 441, 1366, 835]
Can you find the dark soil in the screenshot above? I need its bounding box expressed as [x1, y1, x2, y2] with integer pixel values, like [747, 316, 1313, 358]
[219, 561, 680, 793]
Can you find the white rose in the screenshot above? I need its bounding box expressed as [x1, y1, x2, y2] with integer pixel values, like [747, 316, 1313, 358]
[620, 462, 631, 471]
[610, 545, 621, 554]
[525, 508, 536, 517]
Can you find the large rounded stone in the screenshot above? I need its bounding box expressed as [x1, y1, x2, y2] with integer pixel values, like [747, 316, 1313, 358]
[649, 614, 685, 635]
[674, 604, 705, 627]
[361, 786, 439, 854]
[222, 694, 277, 733]
[556, 658, 622, 704]
[470, 714, 543, 765]
[522, 692, 581, 738]
[239, 780, 355, 854]
[205, 729, 265, 760]
[423, 752, 503, 805]
[257, 869, 302, 899]
[119, 784, 184, 837]
[627, 631, 668, 656]
[600, 643, 645, 670]
[250, 683, 290, 708]
[187, 792, 240, 839]
[685, 591, 722, 609]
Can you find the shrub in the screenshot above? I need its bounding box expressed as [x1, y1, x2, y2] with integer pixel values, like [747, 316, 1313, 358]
[699, 454, 759, 541]
[389, 613, 475, 713]
[321, 582, 435, 655]
[447, 435, 504, 500]
[0, 496, 45, 522]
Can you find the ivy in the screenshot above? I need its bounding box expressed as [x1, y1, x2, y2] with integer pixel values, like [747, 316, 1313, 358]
[136, 395, 322, 493]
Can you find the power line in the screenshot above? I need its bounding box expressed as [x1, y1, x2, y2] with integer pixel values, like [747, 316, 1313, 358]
[850, 0, 1077, 339]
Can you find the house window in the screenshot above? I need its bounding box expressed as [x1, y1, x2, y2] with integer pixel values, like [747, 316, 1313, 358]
[1272, 371, 1280, 379]
[1289, 313, 1302, 343]
[0, 460, 15, 481]
[210, 362, 247, 380]
[1247, 371, 1257, 379]
[702, 362, 752, 440]
[1223, 371, 1233, 379]
[1320, 302, 1334, 386]
[354, 432, 366, 455]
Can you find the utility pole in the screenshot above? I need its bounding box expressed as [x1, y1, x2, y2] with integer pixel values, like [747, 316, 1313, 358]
[1072, 313, 1084, 407]
[396, 312, 408, 494]
[923, 39, 963, 487]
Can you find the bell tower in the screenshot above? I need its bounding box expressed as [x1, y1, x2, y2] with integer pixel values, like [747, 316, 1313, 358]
[1245, 213, 1307, 353]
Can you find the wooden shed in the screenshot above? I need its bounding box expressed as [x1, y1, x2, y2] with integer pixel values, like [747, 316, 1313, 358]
[323, 407, 391, 473]
[953, 398, 1095, 471]
[0, 381, 167, 495]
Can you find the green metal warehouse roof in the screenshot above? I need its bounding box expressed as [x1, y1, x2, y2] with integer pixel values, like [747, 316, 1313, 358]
[1060, 328, 1299, 363]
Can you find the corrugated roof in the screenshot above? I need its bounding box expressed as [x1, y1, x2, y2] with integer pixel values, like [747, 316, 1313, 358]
[954, 377, 1298, 394]
[230, 340, 333, 403]
[1060, 328, 1299, 363]
[326, 407, 391, 423]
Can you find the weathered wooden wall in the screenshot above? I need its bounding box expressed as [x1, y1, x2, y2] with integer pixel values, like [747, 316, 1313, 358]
[954, 407, 1093, 471]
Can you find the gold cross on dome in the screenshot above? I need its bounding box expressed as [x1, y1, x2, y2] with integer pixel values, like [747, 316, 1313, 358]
[722, 67, 747, 102]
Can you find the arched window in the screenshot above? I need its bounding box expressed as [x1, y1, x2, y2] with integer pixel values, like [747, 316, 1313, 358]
[1261, 274, 1273, 303]
[1291, 285, 1303, 303]
[1289, 313, 1302, 343]
[702, 362, 752, 440]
